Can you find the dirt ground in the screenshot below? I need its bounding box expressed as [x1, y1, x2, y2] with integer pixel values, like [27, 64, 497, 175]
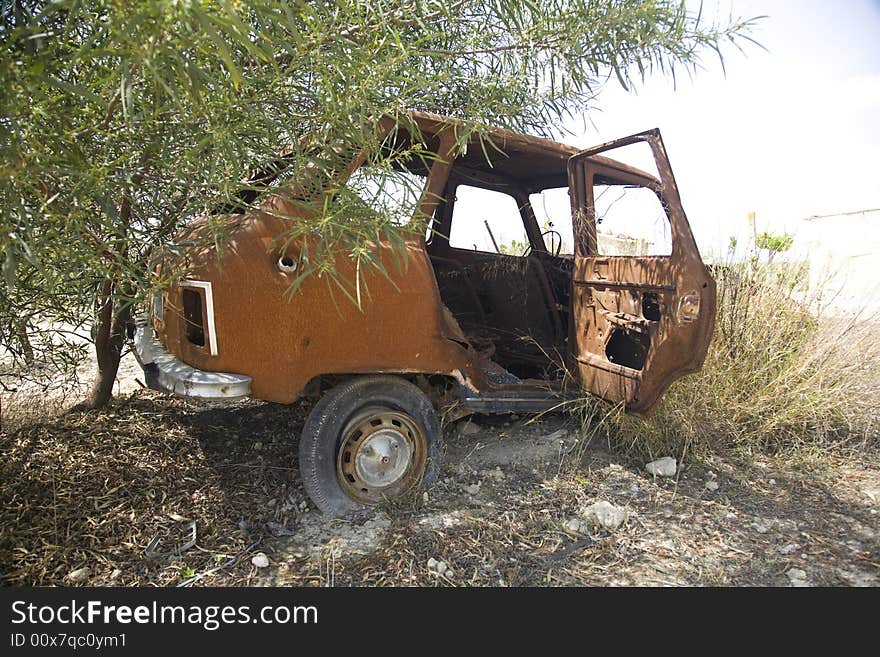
[1, 388, 877, 587]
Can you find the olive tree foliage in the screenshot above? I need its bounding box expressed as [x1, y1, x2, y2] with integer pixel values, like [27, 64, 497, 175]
[0, 0, 759, 407]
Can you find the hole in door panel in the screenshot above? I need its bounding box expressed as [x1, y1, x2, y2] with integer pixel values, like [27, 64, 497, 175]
[605, 328, 650, 370]
[642, 292, 661, 321]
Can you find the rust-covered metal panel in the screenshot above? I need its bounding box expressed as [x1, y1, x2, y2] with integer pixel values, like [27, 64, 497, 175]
[570, 256, 716, 414]
[157, 203, 479, 404]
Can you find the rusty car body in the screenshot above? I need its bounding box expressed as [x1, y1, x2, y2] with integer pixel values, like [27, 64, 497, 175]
[134, 111, 716, 514]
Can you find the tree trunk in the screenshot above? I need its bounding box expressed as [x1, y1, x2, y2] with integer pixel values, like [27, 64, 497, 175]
[83, 177, 141, 409]
[85, 280, 131, 409]
[13, 316, 34, 366]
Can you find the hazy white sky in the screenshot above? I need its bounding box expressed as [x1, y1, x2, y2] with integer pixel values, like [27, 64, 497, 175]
[555, 0, 880, 257]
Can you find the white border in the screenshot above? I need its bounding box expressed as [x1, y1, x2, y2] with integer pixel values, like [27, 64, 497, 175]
[178, 280, 218, 356]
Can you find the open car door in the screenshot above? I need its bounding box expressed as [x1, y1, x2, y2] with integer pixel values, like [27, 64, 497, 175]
[567, 129, 716, 415]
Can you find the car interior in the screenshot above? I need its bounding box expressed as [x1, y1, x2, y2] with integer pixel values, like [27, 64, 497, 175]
[364, 124, 579, 389]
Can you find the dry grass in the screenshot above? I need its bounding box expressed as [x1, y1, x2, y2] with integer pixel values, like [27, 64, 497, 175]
[0, 393, 306, 586]
[579, 260, 880, 461]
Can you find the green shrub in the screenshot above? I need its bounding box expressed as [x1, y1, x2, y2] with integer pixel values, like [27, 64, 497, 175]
[578, 260, 880, 459]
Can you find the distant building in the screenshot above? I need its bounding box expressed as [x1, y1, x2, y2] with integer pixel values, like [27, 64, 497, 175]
[795, 208, 880, 315]
[598, 232, 650, 256]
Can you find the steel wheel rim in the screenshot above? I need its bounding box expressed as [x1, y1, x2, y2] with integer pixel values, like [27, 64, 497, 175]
[337, 406, 428, 505]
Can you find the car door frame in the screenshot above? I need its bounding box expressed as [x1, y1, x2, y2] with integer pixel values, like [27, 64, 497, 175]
[567, 129, 716, 415]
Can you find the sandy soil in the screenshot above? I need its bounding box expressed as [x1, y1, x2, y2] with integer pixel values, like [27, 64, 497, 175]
[1, 391, 876, 587]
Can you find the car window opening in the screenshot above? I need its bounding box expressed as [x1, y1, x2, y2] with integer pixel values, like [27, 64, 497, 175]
[182, 289, 206, 347]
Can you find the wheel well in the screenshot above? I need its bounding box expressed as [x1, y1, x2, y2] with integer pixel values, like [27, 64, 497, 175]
[301, 373, 459, 408]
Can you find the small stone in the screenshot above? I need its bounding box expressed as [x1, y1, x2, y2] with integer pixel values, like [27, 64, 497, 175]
[427, 558, 451, 578]
[786, 568, 810, 587]
[629, 484, 641, 495]
[777, 544, 797, 555]
[251, 552, 270, 568]
[705, 480, 719, 491]
[110, 568, 123, 581]
[769, 479, 776, 486]
[753, 521, 771, 534]
[459, 420, 481, 436]
[564, 517, 587, 534]
[464, 481, 482, 496]
[645, 457, 677, 477]
[67, 567, 91, 583]
[581, 501, 627, 531]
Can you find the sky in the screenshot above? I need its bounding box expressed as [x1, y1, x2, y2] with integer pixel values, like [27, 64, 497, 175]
[553, 0, 880, 258]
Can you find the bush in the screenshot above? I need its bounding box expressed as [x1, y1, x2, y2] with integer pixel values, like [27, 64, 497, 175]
[579, 259, 880, 459]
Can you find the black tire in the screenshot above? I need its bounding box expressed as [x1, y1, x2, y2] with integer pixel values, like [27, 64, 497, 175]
[298, 376, 443, 517]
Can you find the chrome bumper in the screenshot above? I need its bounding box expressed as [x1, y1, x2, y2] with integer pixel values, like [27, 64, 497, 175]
[133, 317, 251, 399]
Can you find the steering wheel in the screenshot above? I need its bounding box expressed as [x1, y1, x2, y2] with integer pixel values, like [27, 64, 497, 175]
[541, 229, 563, 257]
[520, 230, 564, 257]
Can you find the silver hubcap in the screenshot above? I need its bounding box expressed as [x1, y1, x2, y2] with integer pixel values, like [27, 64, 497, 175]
[354, 430, 413, 488]
[337, 407, 428, 505]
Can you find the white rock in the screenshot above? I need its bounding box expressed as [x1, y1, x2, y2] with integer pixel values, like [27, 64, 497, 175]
[705, 480, 719, 491]
[645, 457, 677, 477]
[581, 501, 627, 531]
[427, 558, 452, 578]
[67, 567, 91, 583]
[251, 552, 270, 568]
[459, 420, 481, 436]
[564, 517, 587, 534]
[777, 544, 797, 555]
[786, 568, 810, 587]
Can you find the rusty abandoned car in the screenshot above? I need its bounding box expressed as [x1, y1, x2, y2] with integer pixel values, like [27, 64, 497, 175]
[134, 111, 716, 515]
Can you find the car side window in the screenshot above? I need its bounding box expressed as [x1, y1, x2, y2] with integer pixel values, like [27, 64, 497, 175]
[593, 183, 672, 256]
[529, 188, 574, 256]
[449, 185, 529, 255]
[342, 166, 427, 226]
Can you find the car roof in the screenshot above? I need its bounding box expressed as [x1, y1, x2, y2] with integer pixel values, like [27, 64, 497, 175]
[402, 110, 658, 191]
